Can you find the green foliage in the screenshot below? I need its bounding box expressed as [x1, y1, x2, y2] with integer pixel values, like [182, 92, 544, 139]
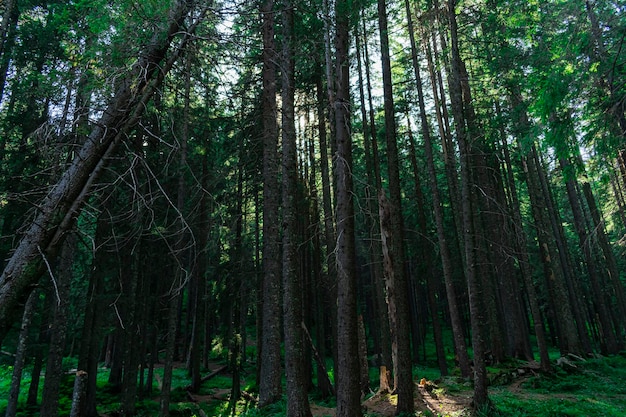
[486, 356, 626, 417]
[0, 365, 11, 411]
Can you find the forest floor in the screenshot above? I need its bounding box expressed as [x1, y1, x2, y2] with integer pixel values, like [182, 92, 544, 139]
[186, 361, 476, 417]
[187, 353, 626, 417]
[2, 352, 626, 416]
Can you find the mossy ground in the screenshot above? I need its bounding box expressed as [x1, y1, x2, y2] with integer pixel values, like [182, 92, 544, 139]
[1, 353, 626, 416]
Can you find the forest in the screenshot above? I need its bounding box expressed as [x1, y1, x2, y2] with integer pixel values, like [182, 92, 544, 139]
[0, 0, 625, 416]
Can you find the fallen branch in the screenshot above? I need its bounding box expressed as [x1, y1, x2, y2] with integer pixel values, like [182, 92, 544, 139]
[200, 365, 228, 383]
[301, 321, 336, 396]
[184, 365, 228, 391]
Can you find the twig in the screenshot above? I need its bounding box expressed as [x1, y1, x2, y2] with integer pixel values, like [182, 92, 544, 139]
[38, 245, 60, 306]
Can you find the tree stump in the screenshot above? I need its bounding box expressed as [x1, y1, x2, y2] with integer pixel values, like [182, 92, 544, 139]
[70, 370, 88, 417]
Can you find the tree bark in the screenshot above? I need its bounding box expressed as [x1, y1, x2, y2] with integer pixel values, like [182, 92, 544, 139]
[404, 0, 449, 377]
[334, 1, 362, 415]
[501, 97, 551, 370]
[559, 156, 618, 354]
[309, 94, 335, 399]
[360, 11, 393, 378]
[377, 0, 414, 413]
[258, 0, 283, 408]
[446, 0, 489, 407]
[40, 234, 75, 417]
[281, 4, 312, 416]
[190, 149, 210, 393]
[69, 371, 88, 417]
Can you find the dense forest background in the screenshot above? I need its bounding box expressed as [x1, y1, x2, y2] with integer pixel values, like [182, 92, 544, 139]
[0, 0, 625, 416]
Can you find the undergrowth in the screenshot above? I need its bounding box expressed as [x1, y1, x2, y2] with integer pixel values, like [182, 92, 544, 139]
[478, 355, 626, 417]
[2, 353, 626, 416]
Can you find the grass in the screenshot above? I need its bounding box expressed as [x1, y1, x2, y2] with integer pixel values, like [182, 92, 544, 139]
[2, 351, 626, 416]
[476, 355, 626, 417]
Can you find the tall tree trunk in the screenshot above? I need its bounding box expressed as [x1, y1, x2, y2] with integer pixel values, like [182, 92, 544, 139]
[281, 4, 312, 416]
[190, 150, 210, 393]
[500, 99, 551, 370]
[0, 0, 16, 60]
[355, 12, 385, 376]
[404, 0, 450, 377]
[0, 0, 195, 341]
[334, 1, 362, 415]
[376, 0, 414, 412]
[559, 156, 618, 354]
[575, 156, 626, 343]
[360, 11, 393, 378]
[258, 0, 283, 407]
[308, 107, 335, 398]
[446, 0, 489, 407]
[315, 69, 338, 377]
[521, 133, 587, 355]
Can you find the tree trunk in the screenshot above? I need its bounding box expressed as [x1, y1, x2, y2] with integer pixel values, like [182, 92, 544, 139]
[69, 371, 88, 417]
[522, 138, 587, 355]
[501, 99, 551, 370]
[0, 0, 18, 103]
[446, 0, 489, 407]
[5, 290, 38, 417]
[159, 287, 179, 417]
[377, 0, 414, 412]
[27, 304, 49, 407]
[281, 4, 312, 416]
[576, 161, 626, 343]
[360, 10, 393, 378]
[559, 156, 618, 354]
[315, 68, 339, 379]
[0, 0, 195, 341]
[308, 108, 334, 399]
[120, 253, 140, 417]
[40, 234, 75, 417]
[258, 0, 283, 408]
[334, 2, 362, 415]
[190, 150, 210, 393]
[355, 11, 385, 377]
[404, 1, 449, 377]
[0, 0, 16, 60]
